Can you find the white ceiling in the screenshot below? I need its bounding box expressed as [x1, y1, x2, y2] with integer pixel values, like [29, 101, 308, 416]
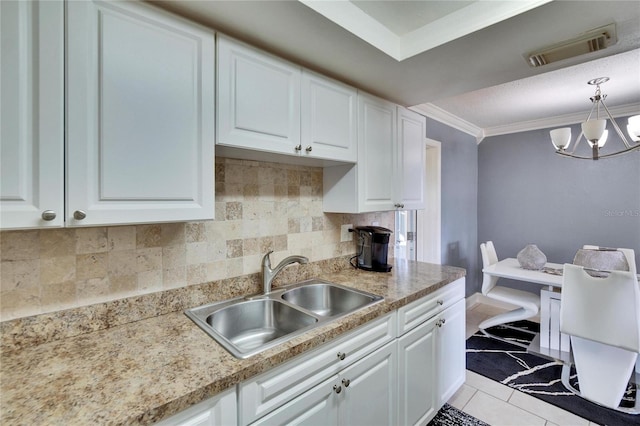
[152, 0, 640, 141]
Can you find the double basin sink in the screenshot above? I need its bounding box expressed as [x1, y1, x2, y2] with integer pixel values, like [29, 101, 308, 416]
[185, 279, 383, 359]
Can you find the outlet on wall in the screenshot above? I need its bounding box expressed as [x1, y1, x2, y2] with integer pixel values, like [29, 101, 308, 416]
[340, 224, 353, 242]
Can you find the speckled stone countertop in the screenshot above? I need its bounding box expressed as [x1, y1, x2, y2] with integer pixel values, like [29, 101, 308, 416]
[0, 259, 465, 425]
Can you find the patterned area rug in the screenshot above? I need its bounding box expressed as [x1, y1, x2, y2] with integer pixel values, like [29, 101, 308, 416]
[427, 403, 489, 426]
[466, 321, 638, 426]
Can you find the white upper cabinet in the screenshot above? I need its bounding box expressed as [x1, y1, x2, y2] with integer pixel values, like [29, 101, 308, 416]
[397, 107, 427, 210]
[357, 93, 398, 212]
[301, 70, 357, 163]
[66, 0, 215, 226]
[216, 36, 357, 165]
[323, 101, 427, 213]
[1, 0, 65, 229]
[217, 35, 301, 155]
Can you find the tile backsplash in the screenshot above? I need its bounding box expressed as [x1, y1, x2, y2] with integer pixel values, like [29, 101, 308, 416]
[0, 157, 393, 321]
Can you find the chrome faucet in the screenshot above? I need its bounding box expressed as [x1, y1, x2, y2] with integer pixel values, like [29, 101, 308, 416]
[262, 250, 309, 294]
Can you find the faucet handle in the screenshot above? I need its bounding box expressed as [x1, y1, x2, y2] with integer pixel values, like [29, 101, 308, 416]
[262, 250, 274, 267]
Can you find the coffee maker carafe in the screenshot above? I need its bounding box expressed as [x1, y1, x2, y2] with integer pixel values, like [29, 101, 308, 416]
[354, 226, 392, 272]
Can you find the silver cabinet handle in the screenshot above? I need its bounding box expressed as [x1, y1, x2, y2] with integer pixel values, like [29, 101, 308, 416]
[394, 203, 405, 209]
[73, 210, 86, 220]
[305, 146, 312, 152]
[337, 352, 346, 361]
[333, 384, 342, 394]
[437, 300, 444, 306]
[342, 378, 350, 387]
[295, 144, 302, 152]
[41, 210, 57, 221]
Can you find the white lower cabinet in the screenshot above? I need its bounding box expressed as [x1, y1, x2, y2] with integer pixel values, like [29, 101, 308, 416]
[155, 387, 237, 426]
[163, 279, 465, 426]
[436, 298, 466, 406]
[239, 313, 396, 425]
[253, 341, 397, 426]
[339, 340, 397, 426]
[397, 278, 466, 425]
[397, 314, 438, 426]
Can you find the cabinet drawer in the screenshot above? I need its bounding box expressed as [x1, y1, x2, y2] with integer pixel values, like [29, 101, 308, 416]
[397, 278, 464, 336]
[239, 312, 396, 425]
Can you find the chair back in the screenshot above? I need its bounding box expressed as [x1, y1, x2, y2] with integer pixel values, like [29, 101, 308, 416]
[560, 263, 640, 352]
[578, 245, 636, 275]
[480, 241, 500, 295]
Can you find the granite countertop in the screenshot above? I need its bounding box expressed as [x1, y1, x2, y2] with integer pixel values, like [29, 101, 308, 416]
[0, 259, 465, 425]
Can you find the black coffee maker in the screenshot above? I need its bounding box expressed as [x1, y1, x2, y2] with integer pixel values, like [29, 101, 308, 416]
[353, 226, 392, 272]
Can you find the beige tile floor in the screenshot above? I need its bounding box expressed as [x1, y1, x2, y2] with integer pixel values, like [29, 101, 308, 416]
[452, 302, 598, 426]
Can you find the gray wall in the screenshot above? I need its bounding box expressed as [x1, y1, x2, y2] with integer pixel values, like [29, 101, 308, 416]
[425, 118, 479, 296]
[478, 117, 640, 293]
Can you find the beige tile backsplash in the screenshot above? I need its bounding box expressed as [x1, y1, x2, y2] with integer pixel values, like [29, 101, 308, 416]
[0, 158, 394, 321]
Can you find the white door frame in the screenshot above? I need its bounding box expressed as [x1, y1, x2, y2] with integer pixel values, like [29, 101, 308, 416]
[417, 138, 441, 264]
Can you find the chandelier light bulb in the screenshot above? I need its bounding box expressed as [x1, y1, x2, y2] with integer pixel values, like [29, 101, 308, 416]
[550, 128, 572, 150]
[628, 115, 640, 142]
[581, 119, 606, 143]
[587, 129, 608, 148]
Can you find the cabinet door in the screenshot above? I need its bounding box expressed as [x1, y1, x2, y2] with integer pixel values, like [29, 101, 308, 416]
[339, 341, 397, 426]
[0, 0, 64, 229]
[156, 387, 237, 426]
[436, 298, 466, 406]
[217, 36, 301, 155]
[301, 71, 357, 163]
[251, 376, 339, 426]
[357, 93, 397, 212]
[397, 315, 438, 426]
[66, 0, 215, 226]
[397, 107, 426, 210]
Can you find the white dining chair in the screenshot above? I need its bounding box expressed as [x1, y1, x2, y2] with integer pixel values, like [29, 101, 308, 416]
[478, 241, 541, 345]
[559, 263, 640, 415]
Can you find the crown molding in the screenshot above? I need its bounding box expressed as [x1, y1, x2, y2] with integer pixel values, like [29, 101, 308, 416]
[411, 102, 640, 144]
[483, 103, 640, 137]
[409, 104, 485, 143]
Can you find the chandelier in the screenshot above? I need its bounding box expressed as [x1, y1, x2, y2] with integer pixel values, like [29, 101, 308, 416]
[550, 77, 640, 160]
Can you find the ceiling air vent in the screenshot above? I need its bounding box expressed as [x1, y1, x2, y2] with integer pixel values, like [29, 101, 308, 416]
[526, 24, 617, 67]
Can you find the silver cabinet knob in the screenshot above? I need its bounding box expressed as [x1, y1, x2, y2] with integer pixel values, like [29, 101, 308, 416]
[41, 210, 57, 221]
[342, 378, 350, 388]
[437, 299, 444, 306]
[436, 318, 444, 328]
[394, 203, 405, 209]
[73, 210, 86, 220]
[333, 384, 342, 394]
[295, 144, 302, 152]
[305, 146, 312, 152]
[337, 352, 346, 361]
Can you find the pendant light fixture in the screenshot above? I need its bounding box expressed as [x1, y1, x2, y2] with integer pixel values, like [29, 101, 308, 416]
[550, 77, 640, 160]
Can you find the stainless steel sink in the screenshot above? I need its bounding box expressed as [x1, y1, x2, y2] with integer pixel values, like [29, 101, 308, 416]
[185, 279, 383, 359]
[186, 299, 318, 358]
[281, 281, 381, 317]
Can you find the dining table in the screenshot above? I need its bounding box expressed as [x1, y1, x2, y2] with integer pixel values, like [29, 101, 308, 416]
[481, 257, 563, 290]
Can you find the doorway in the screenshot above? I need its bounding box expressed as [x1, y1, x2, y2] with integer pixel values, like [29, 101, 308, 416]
[417, 138, 441, 264]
